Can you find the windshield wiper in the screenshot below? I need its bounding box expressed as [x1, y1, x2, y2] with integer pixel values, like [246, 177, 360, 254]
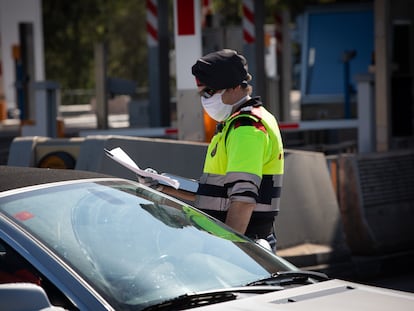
[141, 272, 326, 310]
[142, 286, 284, 310]
[245, 270, 329, 287]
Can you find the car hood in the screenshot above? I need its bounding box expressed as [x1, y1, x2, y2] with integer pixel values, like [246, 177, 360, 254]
[193, 279, 414, 310]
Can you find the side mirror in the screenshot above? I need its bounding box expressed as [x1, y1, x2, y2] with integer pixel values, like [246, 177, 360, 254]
[0, 283, 65, 311]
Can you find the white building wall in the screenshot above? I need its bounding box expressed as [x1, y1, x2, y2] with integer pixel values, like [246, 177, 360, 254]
[0, 0, 44, 110]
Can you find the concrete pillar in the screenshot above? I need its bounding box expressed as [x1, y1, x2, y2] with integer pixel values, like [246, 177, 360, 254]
[20, 81, 60, 137]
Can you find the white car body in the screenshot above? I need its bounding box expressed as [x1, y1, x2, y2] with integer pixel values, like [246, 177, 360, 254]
[195, 279, 414, 310]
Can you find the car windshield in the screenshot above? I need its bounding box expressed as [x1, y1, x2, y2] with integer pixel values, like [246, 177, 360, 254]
[0, 179, 295, 310]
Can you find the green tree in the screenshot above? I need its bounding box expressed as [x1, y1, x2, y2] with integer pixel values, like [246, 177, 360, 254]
[42, 0, 308, 96]
[42, 0, 147, 91]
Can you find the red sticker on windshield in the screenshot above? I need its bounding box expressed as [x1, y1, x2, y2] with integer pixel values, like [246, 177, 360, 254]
[14, 211, 34, 221]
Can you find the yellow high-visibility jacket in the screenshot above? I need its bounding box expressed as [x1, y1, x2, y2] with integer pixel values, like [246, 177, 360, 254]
[196, 97, 284, 239]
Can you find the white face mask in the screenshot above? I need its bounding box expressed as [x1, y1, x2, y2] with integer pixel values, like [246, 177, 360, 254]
[201, 90, 232, 122]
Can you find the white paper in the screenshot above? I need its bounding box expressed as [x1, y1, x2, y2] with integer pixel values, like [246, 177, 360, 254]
[104, 147, 180, 189]
[161, 173, 199, 193]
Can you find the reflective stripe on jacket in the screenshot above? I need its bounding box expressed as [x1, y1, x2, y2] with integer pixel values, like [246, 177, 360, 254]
[196, 97, 284, 213]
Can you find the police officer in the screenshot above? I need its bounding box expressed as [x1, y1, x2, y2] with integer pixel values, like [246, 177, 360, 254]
[192, 49, 284, 250]
[141, 49, 284, 251]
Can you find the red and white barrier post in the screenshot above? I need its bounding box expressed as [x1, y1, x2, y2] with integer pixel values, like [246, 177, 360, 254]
[146, 0, 158, 48]
[242, 0, 265, 98]
[242, 0, 255, 45]
[173, 0, 204, 141]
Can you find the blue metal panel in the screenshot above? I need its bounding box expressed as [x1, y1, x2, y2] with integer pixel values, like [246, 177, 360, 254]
[300, 5, 374, 101]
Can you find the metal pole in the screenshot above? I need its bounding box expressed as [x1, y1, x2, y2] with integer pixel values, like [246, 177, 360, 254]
[158, 0, 171, 126]
[344, 59, 351, 118]
[18, 23, 35, 121]
[254, 0, 265, 101]
[94, 42, 108, 129]
[147, 0, 161, 127]
[374, 0, 391, 151]
[342, 50, 356, 119]
[281, 9, 292, 122]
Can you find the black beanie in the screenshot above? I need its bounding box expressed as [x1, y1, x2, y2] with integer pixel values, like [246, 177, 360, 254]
[191, 49, 250, 90]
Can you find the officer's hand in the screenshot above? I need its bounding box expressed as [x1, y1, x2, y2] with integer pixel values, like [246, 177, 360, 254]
[137, 168, 163, 191]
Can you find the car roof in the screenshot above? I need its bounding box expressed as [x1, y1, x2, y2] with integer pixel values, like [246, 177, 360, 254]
[0, 166, 113, 192]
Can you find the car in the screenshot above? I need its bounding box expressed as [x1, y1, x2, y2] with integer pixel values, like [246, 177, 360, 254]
[0, 166, 413, 311]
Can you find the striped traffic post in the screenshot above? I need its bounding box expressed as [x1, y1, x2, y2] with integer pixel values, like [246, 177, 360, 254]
[242, 0, 265, 98]
[242, 0, 256, 93]
[146, 0, 158, 48]
[242, 0, 255, 45]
